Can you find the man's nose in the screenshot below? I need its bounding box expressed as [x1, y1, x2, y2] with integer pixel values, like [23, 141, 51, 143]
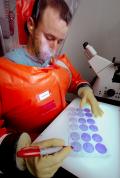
[50, 40, 59, 52]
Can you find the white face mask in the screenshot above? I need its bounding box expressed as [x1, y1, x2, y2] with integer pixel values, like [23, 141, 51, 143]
[38, 35, 55, 64]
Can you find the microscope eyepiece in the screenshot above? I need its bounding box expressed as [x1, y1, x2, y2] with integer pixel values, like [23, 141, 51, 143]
[83, 42, 89, 49]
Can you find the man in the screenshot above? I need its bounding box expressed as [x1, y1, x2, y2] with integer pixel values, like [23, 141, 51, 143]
[0, 0, 103, 177]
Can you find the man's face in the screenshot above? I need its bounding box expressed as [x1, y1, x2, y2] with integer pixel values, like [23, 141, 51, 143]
[30, 6, 69, 61]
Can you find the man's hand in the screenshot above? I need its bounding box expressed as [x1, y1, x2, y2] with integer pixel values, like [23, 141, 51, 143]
[16, 133, 72, 178]
[78, 86, 104, 117]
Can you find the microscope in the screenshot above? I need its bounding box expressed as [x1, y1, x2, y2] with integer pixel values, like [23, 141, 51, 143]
[83, 42, 120, 106]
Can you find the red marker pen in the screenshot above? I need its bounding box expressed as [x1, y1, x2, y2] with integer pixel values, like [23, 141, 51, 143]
[17, 146, 65, 158]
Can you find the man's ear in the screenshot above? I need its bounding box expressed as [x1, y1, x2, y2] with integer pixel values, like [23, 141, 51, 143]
[27, 17, 35, 35]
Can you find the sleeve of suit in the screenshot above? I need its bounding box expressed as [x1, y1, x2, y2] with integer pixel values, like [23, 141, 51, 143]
[58, 54, 91, 93]
[0, 102, 29, 176]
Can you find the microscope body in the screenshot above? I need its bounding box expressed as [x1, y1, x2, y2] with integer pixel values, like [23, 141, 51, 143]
[83, 42, 120, 105]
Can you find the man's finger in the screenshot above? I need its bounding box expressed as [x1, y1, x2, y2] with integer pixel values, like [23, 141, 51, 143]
[48, 146, 72, 164]
[93, 106, 104, 117]
[32, 138, 65, 148]
[89, 98, 104, 117]
[38, 161, 62, 176]
[34, 146, 72, 167]
[80, 96, 86, 108]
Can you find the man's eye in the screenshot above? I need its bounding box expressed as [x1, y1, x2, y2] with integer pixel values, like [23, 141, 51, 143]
[45, 35, 54, 41]
[58, 40, 63, 45]
[45, 34, 64, 44]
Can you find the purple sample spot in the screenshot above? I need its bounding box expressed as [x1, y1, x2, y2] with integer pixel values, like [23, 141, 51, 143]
[87, 119, 95, 124]
[71, 141, 81, 152]
[85, 112, 93, 117]
[76, 110, 83, 115]
[83, 108, 91, 112]
[78, 113, 85, 117]
[92, 134, 103, 142]
[89, 125, 98, 132]
[69, 117, 77, 122]
[69, 107, 76, 111]
[70, 112, 82, 117]
[95, 143, 107, 154]
[81, 133, 91, 142]
[70, 132, 80, 141]
[78, 118, 86, 124]
[79, 124, 88, 131]
[76, 108, 82, 112]
[69, 111, 77, 116]
[69, 124, 78, 130]
[83, 142, 94, 153]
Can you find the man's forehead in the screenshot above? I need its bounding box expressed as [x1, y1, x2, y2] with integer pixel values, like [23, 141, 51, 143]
[40, 6, 68, 39]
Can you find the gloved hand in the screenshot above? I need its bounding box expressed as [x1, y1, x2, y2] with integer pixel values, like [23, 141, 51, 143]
[78, 86, 104, 117]
[16, 133, 72, 178]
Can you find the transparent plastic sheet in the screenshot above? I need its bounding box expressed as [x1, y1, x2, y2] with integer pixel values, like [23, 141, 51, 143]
[0, 0, 19, 53]
[16, 0, 80, 45]
[0, 25, 6, 56]
[57, 0, 80, 55]
[64, 0, 80, 17]
[68, 105, 109, 158]
[16, 0, 35, 45]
